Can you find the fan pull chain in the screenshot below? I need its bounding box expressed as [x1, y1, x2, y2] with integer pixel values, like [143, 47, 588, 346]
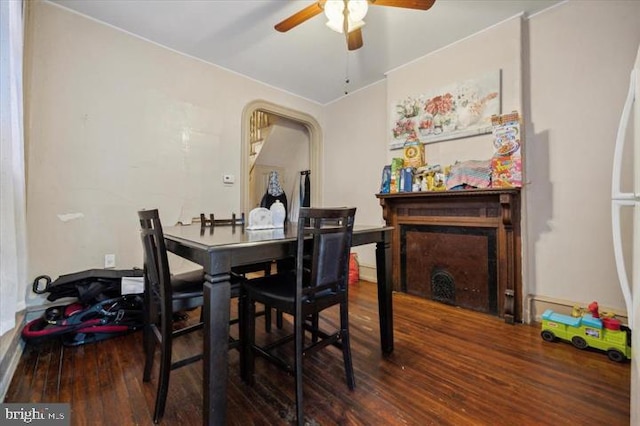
[343, 0, 350, 95]
[344, 51, 350, 95]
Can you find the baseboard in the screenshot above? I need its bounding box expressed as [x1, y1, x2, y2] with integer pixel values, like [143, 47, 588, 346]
[355, 266, 630, 327]
[358, 264, 377, 283]
[527, 295, 629, 325]
[0, 311, 26, 401]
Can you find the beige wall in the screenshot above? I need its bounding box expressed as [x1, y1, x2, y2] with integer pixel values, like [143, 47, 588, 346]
[524, 0, 640, 317]
[323, 80, 388, 277]
[23, 1, 323, 304]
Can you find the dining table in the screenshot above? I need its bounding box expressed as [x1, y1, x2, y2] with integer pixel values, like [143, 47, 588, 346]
[163, 221, 394, 425]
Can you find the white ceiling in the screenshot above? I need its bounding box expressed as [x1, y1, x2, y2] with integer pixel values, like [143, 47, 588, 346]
[49, 0, 561, 105]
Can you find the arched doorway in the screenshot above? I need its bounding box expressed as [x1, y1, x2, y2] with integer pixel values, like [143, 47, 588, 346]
[241, 100, 323, 215]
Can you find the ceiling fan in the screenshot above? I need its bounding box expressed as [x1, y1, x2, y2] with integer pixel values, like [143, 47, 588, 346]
[275, 0, 436, 51]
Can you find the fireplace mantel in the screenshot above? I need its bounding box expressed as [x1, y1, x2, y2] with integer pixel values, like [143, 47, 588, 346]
[376, 189, 521, 323]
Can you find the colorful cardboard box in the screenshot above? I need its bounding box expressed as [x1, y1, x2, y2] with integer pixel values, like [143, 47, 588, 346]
[490, 111, 522, 188]
[403, 138, 425, 169]
[390, 158, 404, 193]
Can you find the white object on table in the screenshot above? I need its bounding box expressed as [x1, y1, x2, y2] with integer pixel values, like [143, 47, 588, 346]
[247, 207, 274, 230]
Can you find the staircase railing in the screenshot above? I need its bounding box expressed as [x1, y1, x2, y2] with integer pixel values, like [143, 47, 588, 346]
[249, 110, 272, 171]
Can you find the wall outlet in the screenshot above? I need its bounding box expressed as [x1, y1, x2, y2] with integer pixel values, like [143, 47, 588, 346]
[104, 254, 116, 268]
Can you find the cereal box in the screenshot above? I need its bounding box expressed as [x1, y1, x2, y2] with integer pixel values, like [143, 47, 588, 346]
[490, 111, 522, 188]
[390, 158, 404, 193]
[403, 138, 425, 168]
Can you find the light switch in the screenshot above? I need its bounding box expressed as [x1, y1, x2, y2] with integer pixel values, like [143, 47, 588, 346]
[223, 174, 235, 184]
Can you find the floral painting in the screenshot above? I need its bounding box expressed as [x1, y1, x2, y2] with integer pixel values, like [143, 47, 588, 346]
[390, 71, 501, 148]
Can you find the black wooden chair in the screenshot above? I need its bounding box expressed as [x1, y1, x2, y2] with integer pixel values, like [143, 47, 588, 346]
[138, 209, 207, 424]
[240, 207, 357, 425]
[138, 209, 280, 423]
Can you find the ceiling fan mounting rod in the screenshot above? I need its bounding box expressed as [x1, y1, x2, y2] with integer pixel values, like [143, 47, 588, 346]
[343, 0, 350, 37]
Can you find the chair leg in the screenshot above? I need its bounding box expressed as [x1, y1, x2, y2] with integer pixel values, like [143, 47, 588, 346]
[153, 312, 173, 424]
[310, 313, 319, 343]
[143, 327, 155, 382]
[263, 263, 273, 333]
[242, 293, 256, 385]
[263, 306, 284, 331]
[264, 305, 272, 333]
[143, 286, 156, 382]
[272, 261, 286, 329]
[340, 301, 356, 390]
[294, 311, 304, 426]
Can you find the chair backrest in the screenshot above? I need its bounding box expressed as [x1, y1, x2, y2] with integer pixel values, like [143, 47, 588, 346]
[296, 207, 356, 300]
[200, 213, 245, 227]
[138, 209, 173, 308]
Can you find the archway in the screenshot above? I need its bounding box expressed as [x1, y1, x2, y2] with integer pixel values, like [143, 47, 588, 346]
[241, 100, 323, 215]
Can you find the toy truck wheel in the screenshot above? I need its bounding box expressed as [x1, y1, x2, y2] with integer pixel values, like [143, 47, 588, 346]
[607, 349, 625, 363]
[571, 336, 588, 349]
[541, 330, 556, 342]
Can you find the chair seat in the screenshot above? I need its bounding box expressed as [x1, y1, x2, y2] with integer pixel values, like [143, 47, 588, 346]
[170, 269, 204, 292]
[243, 272, 295, 306]
[169, 265, 269, 320]
[244, 271, 336, 309]
[169, 269, 204, 312]
[170, 268, 249, 309]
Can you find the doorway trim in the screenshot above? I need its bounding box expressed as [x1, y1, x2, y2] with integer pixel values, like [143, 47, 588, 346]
[241, 100, 323, 214]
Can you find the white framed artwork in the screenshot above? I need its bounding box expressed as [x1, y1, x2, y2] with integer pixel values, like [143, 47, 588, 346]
[390, 70, 501, 149]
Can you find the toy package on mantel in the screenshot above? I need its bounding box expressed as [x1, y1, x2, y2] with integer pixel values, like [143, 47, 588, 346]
[490, 111, 522, 188]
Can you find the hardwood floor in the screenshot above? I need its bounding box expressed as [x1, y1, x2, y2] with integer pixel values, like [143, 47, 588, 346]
[5, 281, 630, 425]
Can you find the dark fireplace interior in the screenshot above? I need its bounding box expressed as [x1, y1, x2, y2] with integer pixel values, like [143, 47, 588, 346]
[400, 225, 497, 315]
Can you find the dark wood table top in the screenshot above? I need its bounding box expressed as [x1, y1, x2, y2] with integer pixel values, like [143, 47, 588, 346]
[164, 223, 393, 251]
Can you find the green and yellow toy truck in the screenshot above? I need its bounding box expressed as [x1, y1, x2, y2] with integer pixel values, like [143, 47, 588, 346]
[540, 302, 631, 362]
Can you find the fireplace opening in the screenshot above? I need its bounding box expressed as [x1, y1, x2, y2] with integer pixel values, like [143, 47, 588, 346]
[431, 269, 456, 305]
[401, 224, 498, 316]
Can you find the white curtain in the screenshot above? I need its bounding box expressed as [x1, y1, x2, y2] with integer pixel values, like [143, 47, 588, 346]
[0, 0, 27, 336]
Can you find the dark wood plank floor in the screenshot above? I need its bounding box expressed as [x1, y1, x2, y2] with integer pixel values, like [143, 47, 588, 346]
[5, 281, 630, 425]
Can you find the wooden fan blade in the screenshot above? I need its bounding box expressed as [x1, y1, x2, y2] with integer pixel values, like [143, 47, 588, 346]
[369, 0, 436, 10]
[275, 2, 325, 32]
[347, 28, 363, 51]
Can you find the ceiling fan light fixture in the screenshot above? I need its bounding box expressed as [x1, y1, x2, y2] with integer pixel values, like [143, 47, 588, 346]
[324, 0, 368, 34]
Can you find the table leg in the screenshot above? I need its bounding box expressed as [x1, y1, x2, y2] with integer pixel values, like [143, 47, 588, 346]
[375, 236, 394, 355]
[203, 274, 231, 425]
